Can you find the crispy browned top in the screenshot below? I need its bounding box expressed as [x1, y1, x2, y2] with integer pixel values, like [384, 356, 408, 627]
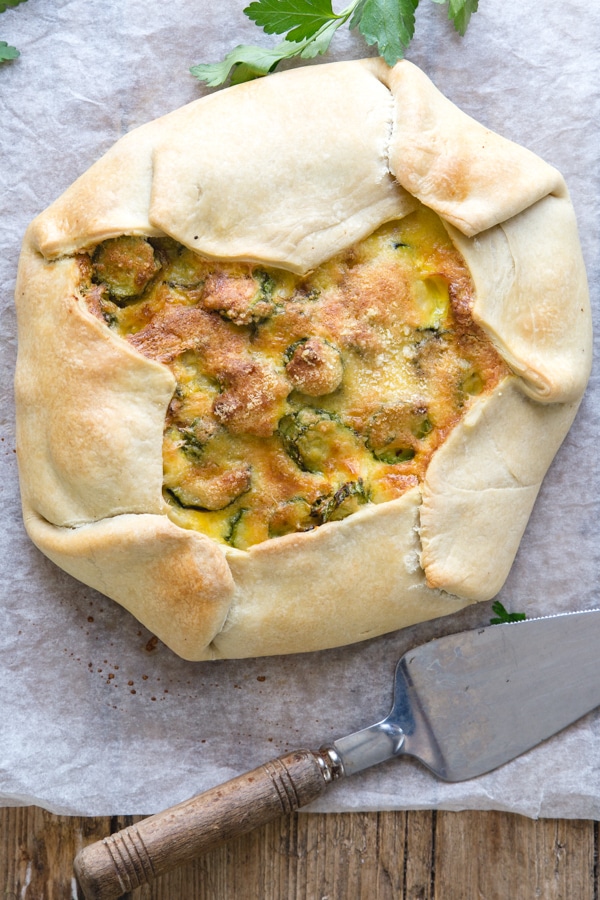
[81, 205, 508, 549]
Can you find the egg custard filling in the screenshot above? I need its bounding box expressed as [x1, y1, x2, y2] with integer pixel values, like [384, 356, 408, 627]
[81, 205, 509, 550]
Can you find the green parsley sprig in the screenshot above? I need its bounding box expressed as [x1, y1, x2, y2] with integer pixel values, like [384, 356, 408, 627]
[0, 0, 28, 62]
[0, 40, 19, 61]
[191, 0, 479, 87]
[0, 0, 28, 10]
[489, 601, 527, 625]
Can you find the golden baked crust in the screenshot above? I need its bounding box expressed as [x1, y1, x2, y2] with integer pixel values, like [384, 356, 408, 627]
[15, 59, 592, 660]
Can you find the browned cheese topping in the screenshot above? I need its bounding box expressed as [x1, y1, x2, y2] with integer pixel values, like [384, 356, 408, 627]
[81, 206, 509, 549]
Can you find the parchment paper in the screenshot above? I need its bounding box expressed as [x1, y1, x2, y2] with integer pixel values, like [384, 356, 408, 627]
[0, 0, 599, 818]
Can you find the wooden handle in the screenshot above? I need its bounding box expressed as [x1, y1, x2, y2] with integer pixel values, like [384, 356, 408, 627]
[73, 748, 334, 900]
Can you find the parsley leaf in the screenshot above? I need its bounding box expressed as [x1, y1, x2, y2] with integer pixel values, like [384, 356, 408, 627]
[0, 40, 19, 60]
[0, 0, 28, 10]
[245, 0, 341, 42]
[191, 0, 481, 87]
[191, 16, 341, 87]
[1, 0, 28, 62]
[489, 600, 527, 625]
[448, 0, 478, 35]
[297, 18, 339, 57]
[191, 42, 288, 87]
[357, 0, 419, 66]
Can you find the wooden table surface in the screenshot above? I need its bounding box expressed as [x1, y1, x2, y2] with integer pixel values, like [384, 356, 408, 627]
[1, 807, 596, 898]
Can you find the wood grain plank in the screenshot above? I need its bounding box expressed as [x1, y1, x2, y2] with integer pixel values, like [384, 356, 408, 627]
[0, 806, 112, 900]
[403, 810, 435, 900]
[1, 807, 597, 899]
[129, 811, 414, 899]
[434, 811, 596, 900]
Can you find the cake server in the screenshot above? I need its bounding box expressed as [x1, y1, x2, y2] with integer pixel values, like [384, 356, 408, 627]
[74, 608, 600, 900]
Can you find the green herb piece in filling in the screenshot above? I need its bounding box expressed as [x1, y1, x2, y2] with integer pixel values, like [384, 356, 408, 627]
[278, 408, 360, 474]
[311, 480, 368, 524]
[177, 418, 220, 462]
[225, 507, 269, 549]
[92, 236, 161, 302]
[268, 498, 315, 538]
[366, 401, 432, 465]
[166, 464, 252, 512]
